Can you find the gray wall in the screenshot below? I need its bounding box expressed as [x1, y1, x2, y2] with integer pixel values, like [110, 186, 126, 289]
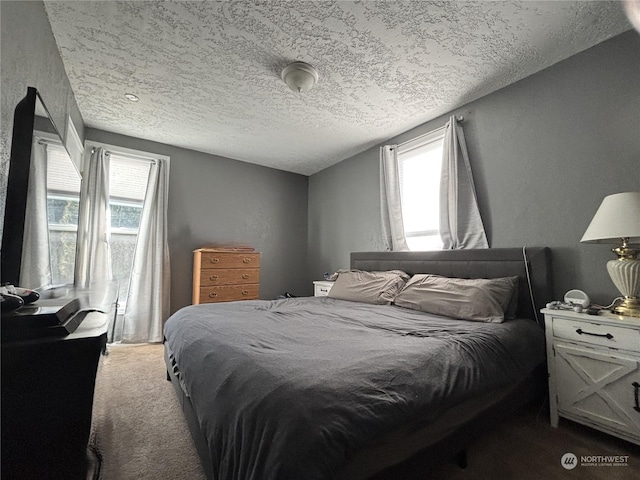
[3, 1, 638, 309]
[309, 31, 640, 305]
[85, 129, 309, 313]
[1, 1, 85, 239]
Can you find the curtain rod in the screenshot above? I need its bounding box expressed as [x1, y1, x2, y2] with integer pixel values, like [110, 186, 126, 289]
[91, 147, 157, 164]
[37, 138, 63, 146]
[395, 115, 464, 149]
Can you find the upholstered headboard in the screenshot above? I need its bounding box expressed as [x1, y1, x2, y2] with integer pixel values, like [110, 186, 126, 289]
[351, 247, 552, 322]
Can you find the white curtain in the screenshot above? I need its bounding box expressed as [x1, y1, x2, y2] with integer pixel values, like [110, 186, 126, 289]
[75, 147, 113, 287]
[121, 158, 170, 343]
[439, 116, 488, 249]
[380, 145, 409, 251]
[20, 139, 52, 288]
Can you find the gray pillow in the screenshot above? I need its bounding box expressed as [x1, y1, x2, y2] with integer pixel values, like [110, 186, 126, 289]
[328, 270, 409, 305]
[505, 276, 520, 319]
[393, 274, 518, 323]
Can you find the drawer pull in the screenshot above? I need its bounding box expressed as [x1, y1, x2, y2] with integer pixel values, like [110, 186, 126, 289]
[209, 275, 218, 280]
[242, 290, 249, 295]
[242, 274, 250, 279]
[633, 382, 640, 413]
[243, 257, 251, 264]
[210, 257, 220, 264]
[575, 328, 613, 340]
[209, 292, 218, 298]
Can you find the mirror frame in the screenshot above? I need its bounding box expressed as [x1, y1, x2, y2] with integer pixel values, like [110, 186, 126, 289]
[1, 87, 77, 286]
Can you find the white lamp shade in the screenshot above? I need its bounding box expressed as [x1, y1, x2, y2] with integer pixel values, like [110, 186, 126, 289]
[624, 0, 640, 33]
[581, 192, 640, 243]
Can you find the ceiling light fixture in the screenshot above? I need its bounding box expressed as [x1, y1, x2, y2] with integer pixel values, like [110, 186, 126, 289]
[281, 61, 319, 93]
[124, 93, 139, 102]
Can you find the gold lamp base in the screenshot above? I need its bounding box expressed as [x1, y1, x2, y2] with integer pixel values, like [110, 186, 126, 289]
[607, 239, 640, 318]
[611, 297, 640, 318]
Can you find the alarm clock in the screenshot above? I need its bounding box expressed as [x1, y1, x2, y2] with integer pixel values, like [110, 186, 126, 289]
[564, 289, 590, 308]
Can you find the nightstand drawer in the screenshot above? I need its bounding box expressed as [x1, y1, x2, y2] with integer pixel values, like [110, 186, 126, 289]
[552, 318, 640, 351]
[313, 281, 334, 297]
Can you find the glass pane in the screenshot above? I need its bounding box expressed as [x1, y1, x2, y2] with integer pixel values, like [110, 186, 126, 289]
[46, 143, 81, 285]
[109, 155, 151, 307]
[398, 136, 444, 251]
[47, 197, 79, 225]
[111, 202, 143, 230]
[49, 229, 78, 284]
[110, 231, 139, 304]
[406, 235, 443, 251]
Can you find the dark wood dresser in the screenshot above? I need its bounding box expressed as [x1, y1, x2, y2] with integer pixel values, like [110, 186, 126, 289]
[1, 283, 118, 480]
[192, 246, 260, 304]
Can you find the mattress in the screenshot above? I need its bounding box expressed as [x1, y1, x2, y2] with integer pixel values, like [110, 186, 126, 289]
[163, 296, 545, 480]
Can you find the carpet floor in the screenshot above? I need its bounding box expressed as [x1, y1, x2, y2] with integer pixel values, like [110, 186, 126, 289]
[91, 343, 639, 479]
[90, 343, 205, 480]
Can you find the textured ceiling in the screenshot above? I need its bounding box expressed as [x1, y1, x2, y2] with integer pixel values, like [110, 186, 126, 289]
[44, 1, 631, 175]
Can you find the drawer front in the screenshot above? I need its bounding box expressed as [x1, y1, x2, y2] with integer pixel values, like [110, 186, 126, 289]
[552, 317, 640, 352]
[554, 343, 640, 439]
[314, 283, 333, 297]
[200, 252, 260, 269]
[200, 284, 259, 303]
[200, 268, 259, 286]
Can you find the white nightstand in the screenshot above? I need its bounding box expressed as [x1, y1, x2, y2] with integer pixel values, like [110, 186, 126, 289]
[542, 308, 640, 445]
[313, 281, 334, 297]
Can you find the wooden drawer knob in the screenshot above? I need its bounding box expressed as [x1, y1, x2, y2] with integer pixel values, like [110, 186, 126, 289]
[242, 290, 249, 295]
[243, 257, 250, 264]
[210, 257, 219, 264]
[209, 275, 218, 280]
[242, 274, 250, 279]
[208, 292, 218, 298]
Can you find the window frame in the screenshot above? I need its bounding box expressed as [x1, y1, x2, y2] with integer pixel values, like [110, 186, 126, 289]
[83, 141, 169, 315]
[395, 128, 446, 251]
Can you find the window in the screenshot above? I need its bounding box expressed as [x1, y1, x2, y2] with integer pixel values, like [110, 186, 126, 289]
[396, 130, 445, 250]
[45, 144, 152, 299]
[108, 153, 152, 309]
[46, 142, 81, 284]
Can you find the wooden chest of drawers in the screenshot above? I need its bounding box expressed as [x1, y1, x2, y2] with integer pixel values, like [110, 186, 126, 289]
[192, 247, 260, 304]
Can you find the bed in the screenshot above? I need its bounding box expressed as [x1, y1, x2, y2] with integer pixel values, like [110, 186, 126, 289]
[164, 247, 552, 479]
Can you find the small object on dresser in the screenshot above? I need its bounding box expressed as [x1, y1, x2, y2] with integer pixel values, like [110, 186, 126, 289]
[1, 291, 24, 312]
[0, 284, 39, 312]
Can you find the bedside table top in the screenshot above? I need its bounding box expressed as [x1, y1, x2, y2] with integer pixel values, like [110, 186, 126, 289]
[313, 280, 334, 286]
[541, 308, 640, 329]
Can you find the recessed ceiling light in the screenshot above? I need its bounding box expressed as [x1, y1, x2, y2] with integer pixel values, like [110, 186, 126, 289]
[124, 93, 139, 102]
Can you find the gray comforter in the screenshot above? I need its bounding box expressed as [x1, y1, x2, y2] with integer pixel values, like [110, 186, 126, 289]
[163, 297, 545, 480]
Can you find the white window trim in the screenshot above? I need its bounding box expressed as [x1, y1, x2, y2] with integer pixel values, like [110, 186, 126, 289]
[396, 126, 446, 155]
[65, 115, 84, 174]
[84, 140, 170, 164]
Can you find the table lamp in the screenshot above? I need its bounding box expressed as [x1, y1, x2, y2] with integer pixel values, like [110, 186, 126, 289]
[581, 192, 640, 317]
